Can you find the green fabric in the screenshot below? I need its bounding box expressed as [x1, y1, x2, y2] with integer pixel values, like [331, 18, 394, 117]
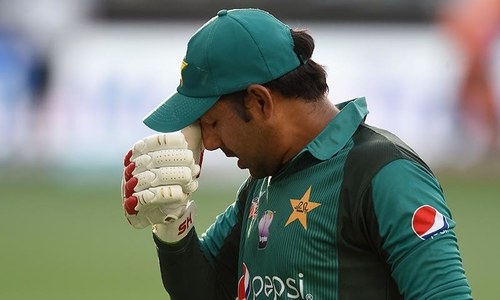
[372, 159, 472, 299]
[154, 98, 472, 299]
[304, 97, 368, 160]
[234, 98, 471, 299]
[143, 8, 301, 132]
[235, 98, 369, 299]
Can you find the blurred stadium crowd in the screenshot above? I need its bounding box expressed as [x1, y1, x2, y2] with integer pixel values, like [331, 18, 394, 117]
[0, 0, 498, 173]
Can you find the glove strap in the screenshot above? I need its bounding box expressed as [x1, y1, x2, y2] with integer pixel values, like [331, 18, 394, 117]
[153, 201, 197, 243]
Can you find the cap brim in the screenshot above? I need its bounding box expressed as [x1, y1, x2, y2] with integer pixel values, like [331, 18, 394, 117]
[143, 92, 219, 132]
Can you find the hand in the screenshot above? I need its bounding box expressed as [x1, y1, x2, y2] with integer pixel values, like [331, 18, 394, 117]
[122, 124, 203, 229]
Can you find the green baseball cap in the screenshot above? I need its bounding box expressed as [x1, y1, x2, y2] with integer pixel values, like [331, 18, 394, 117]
[143, 8, 301, 132]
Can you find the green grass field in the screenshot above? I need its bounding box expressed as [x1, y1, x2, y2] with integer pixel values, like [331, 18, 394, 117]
[1, 166, 497, 299]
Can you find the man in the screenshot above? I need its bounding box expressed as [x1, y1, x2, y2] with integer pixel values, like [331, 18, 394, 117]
[121, 8, 472, 299]
[440, 0, 500, 153]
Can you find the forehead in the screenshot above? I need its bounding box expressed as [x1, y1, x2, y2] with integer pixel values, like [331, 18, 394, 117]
[200, 98, 231, 121]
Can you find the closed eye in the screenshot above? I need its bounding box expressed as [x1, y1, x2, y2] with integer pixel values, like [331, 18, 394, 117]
[200, 118, 217, 131]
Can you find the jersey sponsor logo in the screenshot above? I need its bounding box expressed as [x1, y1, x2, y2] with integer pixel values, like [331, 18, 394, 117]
[238, 263, 251, 300]
[412, 205, 449, 240]
[258, 210, 274, 249]
[285, 186, 321, 230]
[238, 263, 310, 300]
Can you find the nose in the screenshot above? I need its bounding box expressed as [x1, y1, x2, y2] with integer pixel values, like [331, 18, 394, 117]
[200, 124, 222, 151]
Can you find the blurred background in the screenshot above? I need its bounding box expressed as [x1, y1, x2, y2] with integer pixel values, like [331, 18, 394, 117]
[0, 0, 498, 299]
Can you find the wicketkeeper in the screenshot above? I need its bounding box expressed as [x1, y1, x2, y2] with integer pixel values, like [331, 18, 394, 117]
[121, 8, 472, 300]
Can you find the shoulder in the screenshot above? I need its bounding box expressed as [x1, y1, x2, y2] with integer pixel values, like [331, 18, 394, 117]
[343, 124, 432, 191]
[348, 124, 423, 167]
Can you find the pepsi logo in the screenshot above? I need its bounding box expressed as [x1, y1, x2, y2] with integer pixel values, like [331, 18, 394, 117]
[412, 205, 449, 240]
[238, 263, 250, 300]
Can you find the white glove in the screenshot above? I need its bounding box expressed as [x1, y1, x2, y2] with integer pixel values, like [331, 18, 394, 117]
[121, 123, 204, 240]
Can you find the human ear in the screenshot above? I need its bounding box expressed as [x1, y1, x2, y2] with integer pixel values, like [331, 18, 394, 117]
[246, 84, 274, 120]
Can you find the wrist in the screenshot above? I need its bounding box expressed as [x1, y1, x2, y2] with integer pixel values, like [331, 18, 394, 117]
[152, 201, 197, 243]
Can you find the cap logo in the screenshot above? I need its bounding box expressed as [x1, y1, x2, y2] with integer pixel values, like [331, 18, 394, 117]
[179, 60, 188, 86]
[412, 205, 449, 240]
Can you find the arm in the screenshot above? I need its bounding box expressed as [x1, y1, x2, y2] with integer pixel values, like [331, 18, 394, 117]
[155, 177, 253, 300]
[155, 228, 214, 299]
[371, 159, 472, 299]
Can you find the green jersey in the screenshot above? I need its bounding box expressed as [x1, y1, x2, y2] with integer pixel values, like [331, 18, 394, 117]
[155, 97, 472, 300]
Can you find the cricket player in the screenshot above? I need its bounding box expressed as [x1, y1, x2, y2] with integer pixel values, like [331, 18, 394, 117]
[121, 8, 473, 299]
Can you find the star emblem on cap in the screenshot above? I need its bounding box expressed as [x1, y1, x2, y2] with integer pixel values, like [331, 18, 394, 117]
[179, 60, 188, 86]
[285, 186, 320, 230]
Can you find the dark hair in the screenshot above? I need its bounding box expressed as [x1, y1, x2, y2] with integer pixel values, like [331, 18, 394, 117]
[263, 29, 329, 102]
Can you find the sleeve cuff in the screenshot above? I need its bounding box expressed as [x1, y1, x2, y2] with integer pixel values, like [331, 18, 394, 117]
[154, 228, 197, 253]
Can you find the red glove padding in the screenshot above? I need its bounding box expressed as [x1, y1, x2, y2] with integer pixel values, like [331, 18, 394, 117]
[121, 124, 203, 229]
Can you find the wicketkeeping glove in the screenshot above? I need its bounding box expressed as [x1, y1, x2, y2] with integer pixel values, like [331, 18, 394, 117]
[121, 123, 204, 242]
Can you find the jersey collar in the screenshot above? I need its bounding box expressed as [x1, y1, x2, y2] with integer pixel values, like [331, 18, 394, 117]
[303, 97, 369, 160]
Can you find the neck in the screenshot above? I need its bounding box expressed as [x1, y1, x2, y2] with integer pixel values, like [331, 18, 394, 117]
[278, 99, 339, 165]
